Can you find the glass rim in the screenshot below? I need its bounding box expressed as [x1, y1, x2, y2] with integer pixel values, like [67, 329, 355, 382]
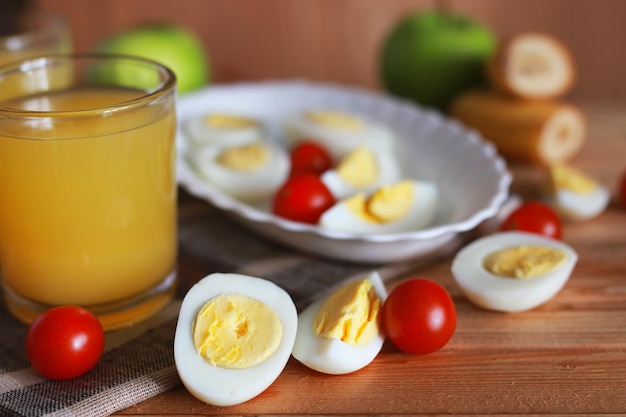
[0, 52, 177, 117]
[0, 13, 67, 51]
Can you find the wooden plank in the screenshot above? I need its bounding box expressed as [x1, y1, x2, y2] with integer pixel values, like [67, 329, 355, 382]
[119, 350, 626, 415]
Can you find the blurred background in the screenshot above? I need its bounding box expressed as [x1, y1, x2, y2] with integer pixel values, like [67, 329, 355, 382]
[24, 0, 626, 102]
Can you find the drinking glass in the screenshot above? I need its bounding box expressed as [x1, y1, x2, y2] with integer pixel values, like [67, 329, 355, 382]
[0, 9, 71, 65]
[0, 54, 178, 330]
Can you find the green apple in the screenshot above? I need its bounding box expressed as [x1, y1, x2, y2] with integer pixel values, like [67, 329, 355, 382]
[380, 10, 496, 112]
[94, 23, 210, 94]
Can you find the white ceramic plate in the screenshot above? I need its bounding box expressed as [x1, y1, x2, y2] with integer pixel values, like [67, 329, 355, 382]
[176, 80, 511, 264]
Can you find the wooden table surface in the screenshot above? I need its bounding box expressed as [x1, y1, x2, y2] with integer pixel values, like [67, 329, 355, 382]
[117, 102, 626, 416]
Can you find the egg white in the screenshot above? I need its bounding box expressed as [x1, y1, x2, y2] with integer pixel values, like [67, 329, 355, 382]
[174, 273, 298, 407]
[283, 110, 396, 161]
[321, 147, 402, 200]
[291, 271, 387, 375]
[552, 185, 610, 221]
[451, 231, 578, 313]
[183, 114, 264, 150]
[190, 140, 290, 203]
[319, 180, 438, 234]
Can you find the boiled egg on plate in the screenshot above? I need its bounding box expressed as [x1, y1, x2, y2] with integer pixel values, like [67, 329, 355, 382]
[283, 109, 395, 161]
[545, 163, 610, 221]
[291, 271, 387, 375]
[183, 113, 265, 150]
[319, 180, 439, 234]
[191, 139, 290, 203]
[452, 231, 578, 313]
[321, 145, 402, 200]
[174, 273, 298, 407]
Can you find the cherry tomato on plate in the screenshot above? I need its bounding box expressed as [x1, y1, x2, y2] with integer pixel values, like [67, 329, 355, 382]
[272, 174, 336, 224]
[26, 305, 105, 380]
[381, 278, 457, 355]
[289, 141, 334, 177]
[500, 201, 562, 240]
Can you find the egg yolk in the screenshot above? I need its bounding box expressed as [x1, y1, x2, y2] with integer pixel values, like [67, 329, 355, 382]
[550, 163, 596, 194]
[204, 114, 258, 129]
[192, 294, 282, 369]
[305, 110, 363, 131]
[337, 147, 379, 187]
[216, 142, 270, 171]
[345, 181, 414, 223]
[484, 245, 567, 279]
[344, 194, 380, 223]
[367, 181, 413, 222]
[313, 279, 381, 346]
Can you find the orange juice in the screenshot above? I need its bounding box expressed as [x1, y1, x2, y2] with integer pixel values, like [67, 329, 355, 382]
[0, 13, 72, 99]
[0, 86, 177, 319]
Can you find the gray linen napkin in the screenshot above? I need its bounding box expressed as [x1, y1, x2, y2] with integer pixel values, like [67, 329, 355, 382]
[1, 191, 417, 417]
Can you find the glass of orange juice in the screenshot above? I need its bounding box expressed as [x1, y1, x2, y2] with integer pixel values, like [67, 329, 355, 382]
[0, 54, 178, 330]
[0, 7, 71, 65]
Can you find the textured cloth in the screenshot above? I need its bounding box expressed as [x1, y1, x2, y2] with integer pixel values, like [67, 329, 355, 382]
[0, 191, 436, 417]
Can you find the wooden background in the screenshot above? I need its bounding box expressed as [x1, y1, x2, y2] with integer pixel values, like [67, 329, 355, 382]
[35, 0, 625, 103]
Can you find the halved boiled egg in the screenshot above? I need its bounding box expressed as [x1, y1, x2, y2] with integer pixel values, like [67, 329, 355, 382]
[183, 113, 264, 150]
[319, 180, 438, 234]
[545, 163, 610, 221]
[283, 109, 395, 161]
[452, 231, 578, 313]
[174, 273, 298, 407]
[291, 271, 387, 375]
[321, 146, 402, 200]
[191, 140, 290, 203]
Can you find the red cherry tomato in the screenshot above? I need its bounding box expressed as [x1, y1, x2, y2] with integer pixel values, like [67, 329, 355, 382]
[620, 168, 626, 209]
[25, 305, 105, 380]
[500, 201, 562, 240]
[272, 174, 336, 224]
[289, 141, 334, 176]
[381, 278, 457, 355]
